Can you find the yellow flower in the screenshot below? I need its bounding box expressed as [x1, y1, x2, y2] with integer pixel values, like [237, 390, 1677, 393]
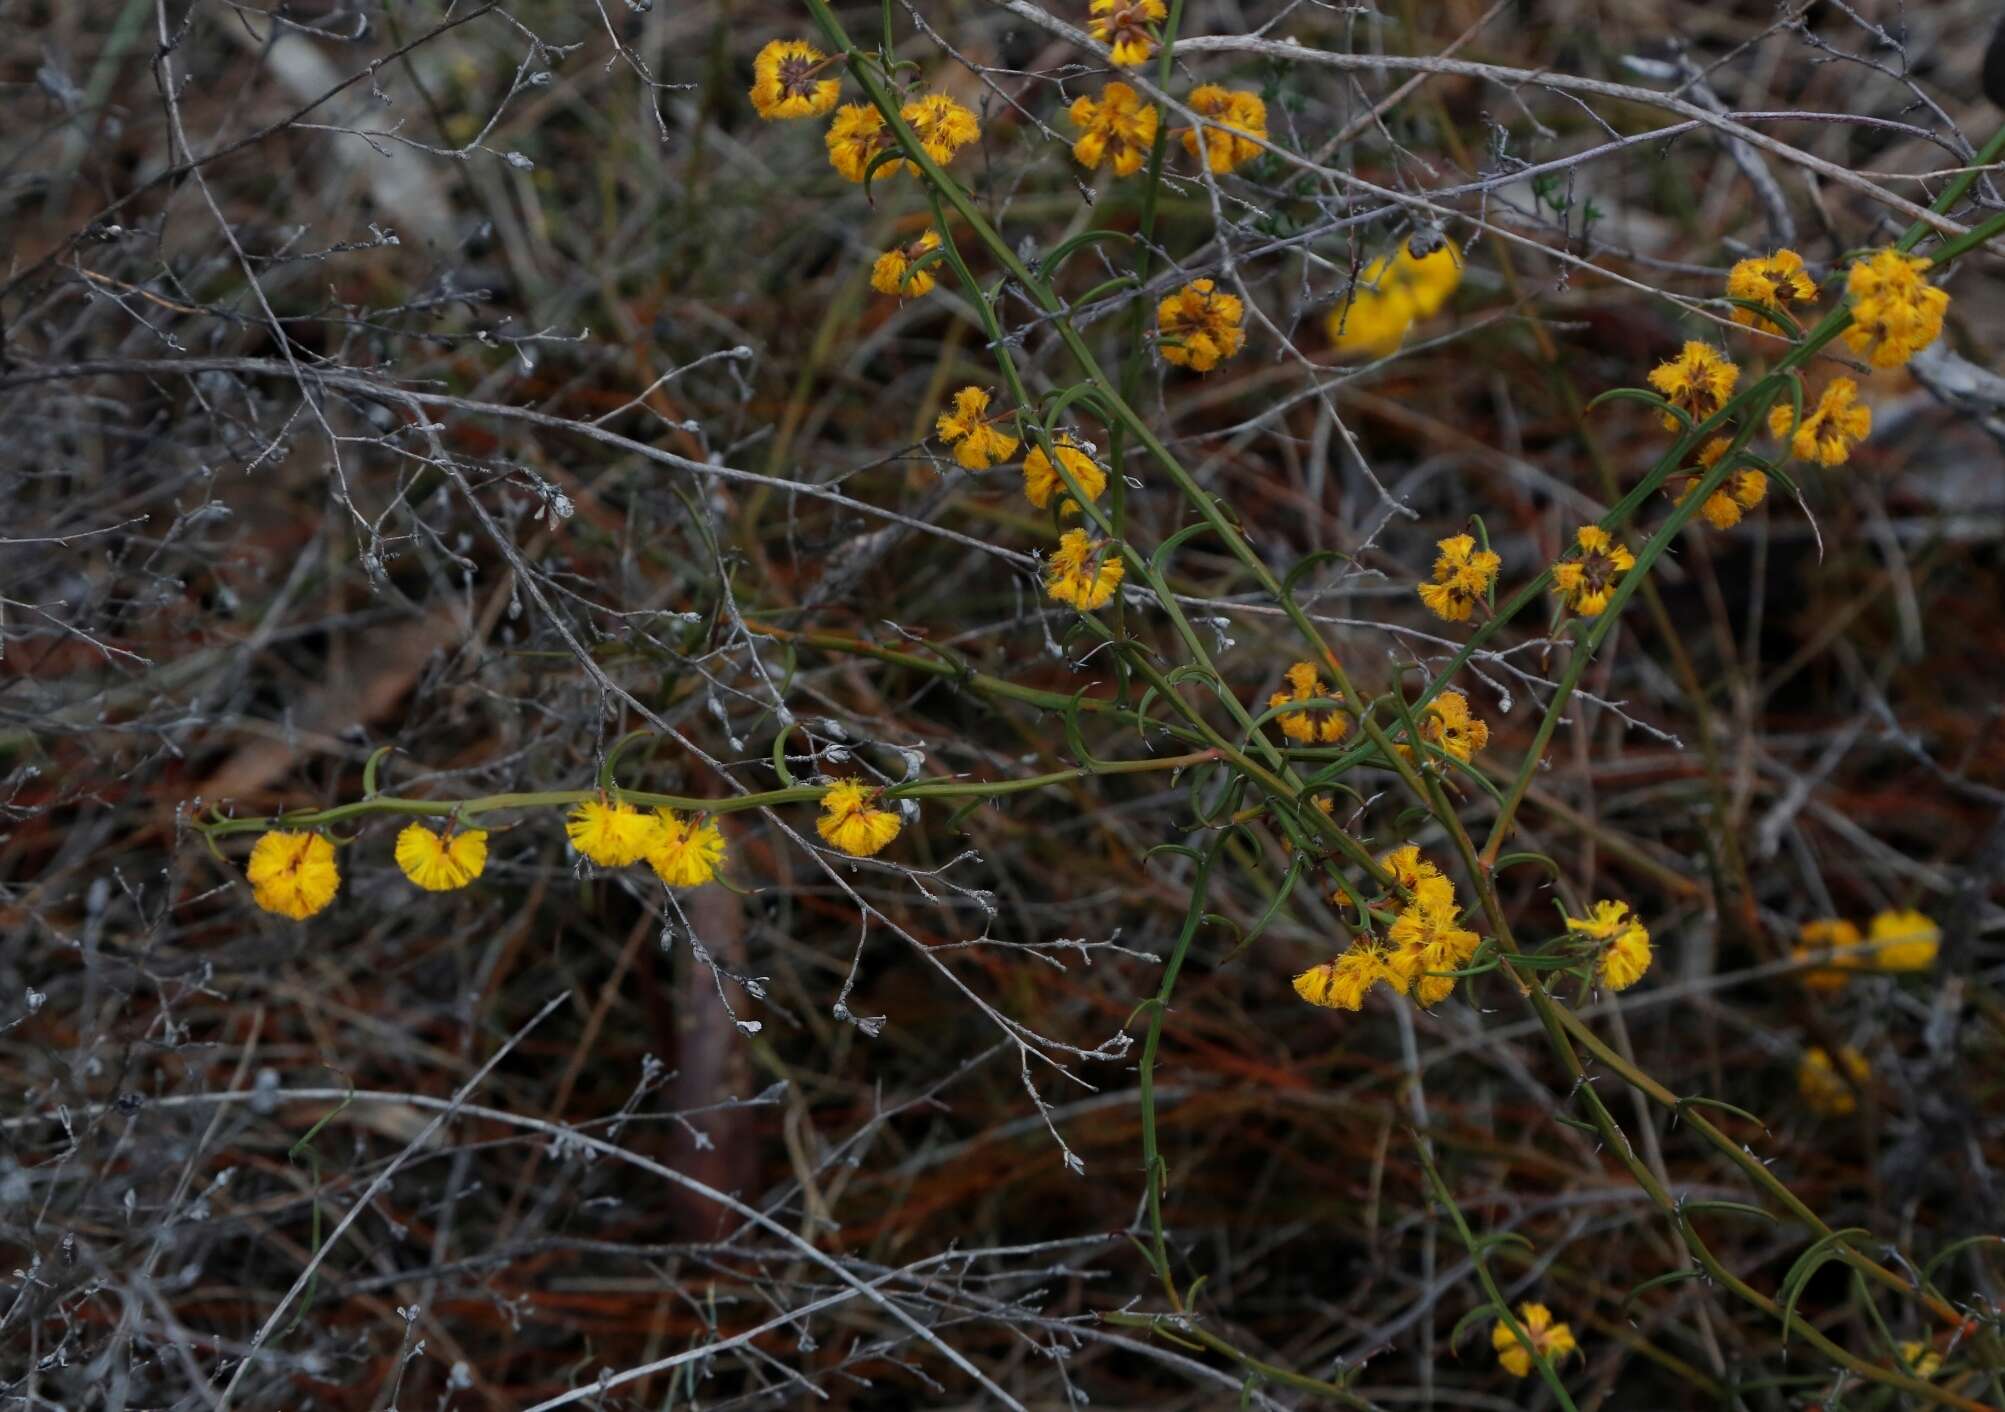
[1567, 899, 1652, 990]
[394, 823, 488, 892]
[1842, 249, 1949, 368]
[870, 229, 942, 298]
[817, 778, 903, 857]
[648, 810, 726, 887]
[1674, 452, 1769, 530]
[1022, 436, 1107, 509]
[1769, 377, 1871, 467]
[825, 102, 898, 183]
[1293, 941, 1402, 1011]
[1794, 918, 1867, 992]
[1179, 84, 1267, 173]
[1045, 528, 1125, 611]
[900, 92, 981, 166]
[935, 386, 1020, 470]
[1727, 249, 1818, 333]
[1798, 1045, 1871, 1117]
[1157, 278, 1246, 372]
[1088, 0, 1166, 68]
[749, 39, 840, 121]
[1380, 844, 1443, 896]
[246, 830, 341, 920]
[1068, 81, 1158, 176]
[1420, 690, 1488, 763]
[1901, 1341, 1944, 1379]
[1647, 340, 1740, 430]
[1868, 907, 1939, 971]
[1267, 660, 1349, 745]
[1388, 876, 1481, 1006]
[1325, 240, 1461, 357]
[565, 798, 657, 867]
[1492, 1302, 1578, 1379]
[1550, 524, 1636, 618]
[1417, 532, 1500, 622]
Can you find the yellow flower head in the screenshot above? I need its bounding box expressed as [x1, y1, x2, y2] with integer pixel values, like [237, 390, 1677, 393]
[1794, 917, 1866, 992]
[247, 830, 341, 920]
[1023, 436, 1107, 510]
[1550, 524, 1636, 617]
[1388, 876, 1480, 1006]
[1157, 278, 1246, 372]
[1566, 898, 1652, 990]
[1088, 0, 1167, 67]
[1674, 443, 1769, 529]
[1421, 690, 1489, 763]
[1798, 1045, 1871, 1117]
[1769, 377, 1871, 467]
[566, 798, 657, 867]
[1268, 660, 1349, 745]
[1293, 941, 1402, 1011]
[1727, 249, 1818, 333]
[1179, 84, 1267, 173]
[935, 386, 1020, 470]
[1842, 249, 1949, 368]
[900, 92, 981, 166]
[1325, 239, 1461, 357]
[817, 778, 903, 857]
[394, 823, 488, 892]
[648, 809, 727, 887]
[1492, 1302, 1578, 1379]
[1380, 844, 1443, 896]
[870, 229, 942, 298]
[1868, 907, 1939, 971]
[1045, 528, 1125, 611]
[749, 39, 840, 121]
[1417, 532, 1501, 622]
[1901, 1341, 1944, 1380]
[1647, 340, 1740, 430]
[1068, 81, 1158, 176]
[825, 102, 898, 183]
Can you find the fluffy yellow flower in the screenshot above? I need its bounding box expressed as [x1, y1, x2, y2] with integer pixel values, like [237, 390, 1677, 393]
[870, 229, 942, 298]
[1868, 907, 1939, 971]
[394, 823, 488, 892]
[1068, 81, 1157, 176]
[1157, 278, 1246, 372]
[1267, 660, 1349, 745]
[1022, 436, 1106, 509]
[1293, 941, 1402, 1011]
[1794, 918, 1867, 992]
[748, 39, 840, 121]
[648, 810, 727, 887]
[1088, 0, 1166, 67]
[1566, 898, 1652, 990]
[565, 798, 657, 867]
[935, 386, 1019, 470]
[1325, 240, 1461, 357]
[817, 778, 903, 857]
[1798, 1045, 1871, 1117]
[901, 92, 980, 166]
[1179, 84, 1267, 173]
[1647, 340, 1740, 430]
[1388, 876, 1481, 1006]
[1674, 442, 1769, 529]
[1380, 844, 1443, 896]
[1769, 377, 1871, 467]
[1727, 249, 1818, 333]
[1045, 528, 1125, 611]
[1842, 249, 1949, 368]
[1550, 524, 1636, 617]
[825, 102, 898, 183]
[1416, 532, 1500, 622]
[247, 830, 341, 920]
[1493, 1302, 1578, 1378]
[1420, 690, 1488, 763]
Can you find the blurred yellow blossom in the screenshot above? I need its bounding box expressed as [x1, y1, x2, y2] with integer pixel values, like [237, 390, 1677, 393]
[1045, 529, 1124, 611]
[394, 823, 487, 892]
[1023, 436, 1106, 510]
[1567, 899, 1652, 990]
[648, 810, 726, 887]
[871, 230, 941, 297]
[1869, 908, 1939, 971]
[1068, 82, 1157, 176]
[1268, 661, 1349, 745]
[1794, 918, 1867, 992]
[1088, 0, 1166, 68]
[1843, 249, 1948, 367]
[248, 830, 341, 919]
[566, 799, 656, 867]
[1727, 249, 1817, 332]
[818, 779, 903, 857]
[1180, 85, 1267, 173]
[936, 386, 1020, 470]
[1493, 1302, 1577, 1378]
[1157, 278, 1246, 371]
[1798, 1045, 1871, 1117]
[1770, 378, 1871, 467]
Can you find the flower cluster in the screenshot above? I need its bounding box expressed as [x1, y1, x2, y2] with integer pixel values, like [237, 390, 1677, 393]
[1088, 0, 1166, 67]
[1797, 1044, 1871, 1117]
[1416, 533, 1499, 622]
[1293, 850, 1482, 1012]
[1067, 81, 1157, 176]
[1792, 908, 1939, 986]
[1325, 238, 1462, 358]
[1266, 660, 1349, 745]
[1564, 898, 1653, 990]
[1180, 84, 1268, 174]
[1843, 249, 1949, 368]
[1156, 278, 1246, 372]
[1726, 249, 1817, 333]
[1550, 525, 1636, 618]
[1770, 378, 1871, 467]
[1647, 340, 1739, 429]
[566, 799, 727, 887]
